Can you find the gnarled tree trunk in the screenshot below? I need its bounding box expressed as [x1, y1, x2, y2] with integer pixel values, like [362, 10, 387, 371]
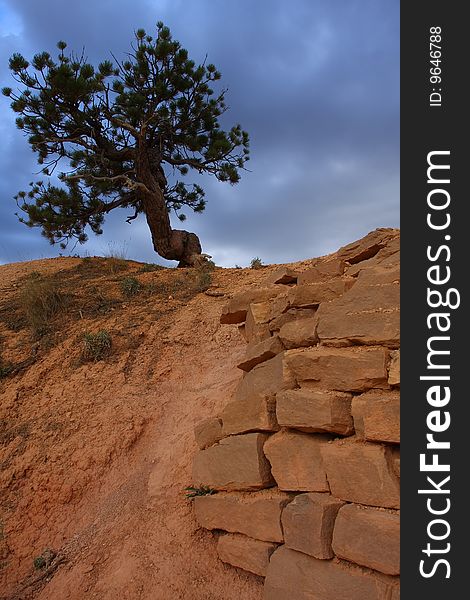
[136, 152, 202, 267]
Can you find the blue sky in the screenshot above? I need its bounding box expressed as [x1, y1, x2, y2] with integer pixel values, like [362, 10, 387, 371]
[0, 0, 399, 267]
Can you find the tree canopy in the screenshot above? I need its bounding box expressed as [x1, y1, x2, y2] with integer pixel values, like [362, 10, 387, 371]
[2, 22, 250, 266]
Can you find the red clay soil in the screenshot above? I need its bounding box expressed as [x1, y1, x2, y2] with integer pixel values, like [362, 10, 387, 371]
[0, 256, 317, 600]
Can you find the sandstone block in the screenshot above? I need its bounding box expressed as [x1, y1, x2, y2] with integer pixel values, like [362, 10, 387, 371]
[333, 504, 400, 575]
[221, 395, 278, 436]
[346, 256, 381, 277]
[357, 264, 400, 285]
[264, 430, 330, 492]
[264, 546, 400, 600]
[237, 335, 284, 372]
[377, 248, 399, 270]
[376, 234, 400, 260]
[234, 352, 296, 404]
[321, 441, 399, 508]
[237, 324, 247, 341]
[192, 433, 274, 491]
[248, 324, 271, 344]
[245, 301, 272, 343]
[352, 390, 400, 443]
[276, 389, 353, 435]
[297, 259, 346, 284]
[194, 417, 223, 450]
[268, 293, 290, 320]
[338, 228, 399, 265]
[266, 267, 298, 285]
[318, 308, 400, 348]
[220, 287, 279, 324]
[345, 237, 400, 277]
[194, 489, 292, 542]
[281, 492, 344, 559]
[285, 347, 389, 392]
[346, 242, 399, 277]
[287, 279, 354, 308]
[278, 317, 318, 349]
[217, 533, 278, 576]
[388, 350, 400, 386]
[269, 308, 316, 332]
[316, 273, 399, 348]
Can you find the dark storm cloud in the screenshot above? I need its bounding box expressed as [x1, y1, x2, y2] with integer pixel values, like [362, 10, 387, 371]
[0, 0, 399, 266]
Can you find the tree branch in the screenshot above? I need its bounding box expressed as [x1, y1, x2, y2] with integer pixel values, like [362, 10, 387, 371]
[64, 172, 149, 193]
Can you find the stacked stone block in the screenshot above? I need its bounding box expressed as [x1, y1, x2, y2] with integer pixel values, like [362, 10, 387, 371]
[191, 228, 400, 599]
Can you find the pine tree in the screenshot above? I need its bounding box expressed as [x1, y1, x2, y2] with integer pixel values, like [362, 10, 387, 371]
[2, 23, 249, 266]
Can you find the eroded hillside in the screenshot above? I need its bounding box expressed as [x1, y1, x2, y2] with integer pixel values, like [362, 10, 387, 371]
[0, 256, 277, 599]
[0, 228, 399, 599]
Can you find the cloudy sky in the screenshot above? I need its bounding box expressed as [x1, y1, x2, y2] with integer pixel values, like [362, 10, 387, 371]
[0, 0, 399, 267]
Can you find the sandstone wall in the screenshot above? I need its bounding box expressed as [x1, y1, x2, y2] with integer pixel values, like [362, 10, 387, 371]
[191, 229, 400, 600]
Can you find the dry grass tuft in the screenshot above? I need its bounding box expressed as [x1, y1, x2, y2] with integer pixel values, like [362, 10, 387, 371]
[81, 330, 112, 362]
[20, 275, 65, 335]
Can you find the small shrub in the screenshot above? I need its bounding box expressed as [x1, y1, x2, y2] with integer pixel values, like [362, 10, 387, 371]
[33, 555, 46, 570]
[81, 330, 112, 362]
[20, 276, 64, 335]
[202, 259, 216, 272]
[120, 276, 141, 297]
[190, 259, 216, 293]
[250, 257, 263, 270]
[194, 270, 212, 292]
[33, 549, 55, 570]
[104, 242, 130, 274]
[234, 264, 242, 269]
[185, 485, 217, 499]
[107, 257, 129, 274]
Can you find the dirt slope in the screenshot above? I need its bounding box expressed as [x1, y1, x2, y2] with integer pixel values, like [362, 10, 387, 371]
[1, 256, 316, 599]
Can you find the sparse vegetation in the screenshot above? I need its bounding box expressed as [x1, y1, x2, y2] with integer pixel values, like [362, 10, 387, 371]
[185, 485, 217, 499]
[104, 242, 130, 274]
[85, 285, 117, 316]
[139, 263, 163, 273]
[147, 276, 183, 297]
[107, 257, 129, 274]
[19, 274, 65, 335]
[120, 276, 141, 298]
[33, 555, 46, 570]
[202, 259, 216, 272]
[104, 241, 128, 260]
[194, 271, 213, 293]
[192, 260, 216, 293]
[81, 330, 112, 362]
[146, 262, 215, 297]
[250, 257, 264, 269]
[75, 256, 95, 272]
[33, 549, 56, 570]
[234, 264, 242, 269]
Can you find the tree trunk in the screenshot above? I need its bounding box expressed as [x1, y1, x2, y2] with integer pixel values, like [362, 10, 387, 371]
[136, 153, 202, 267]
